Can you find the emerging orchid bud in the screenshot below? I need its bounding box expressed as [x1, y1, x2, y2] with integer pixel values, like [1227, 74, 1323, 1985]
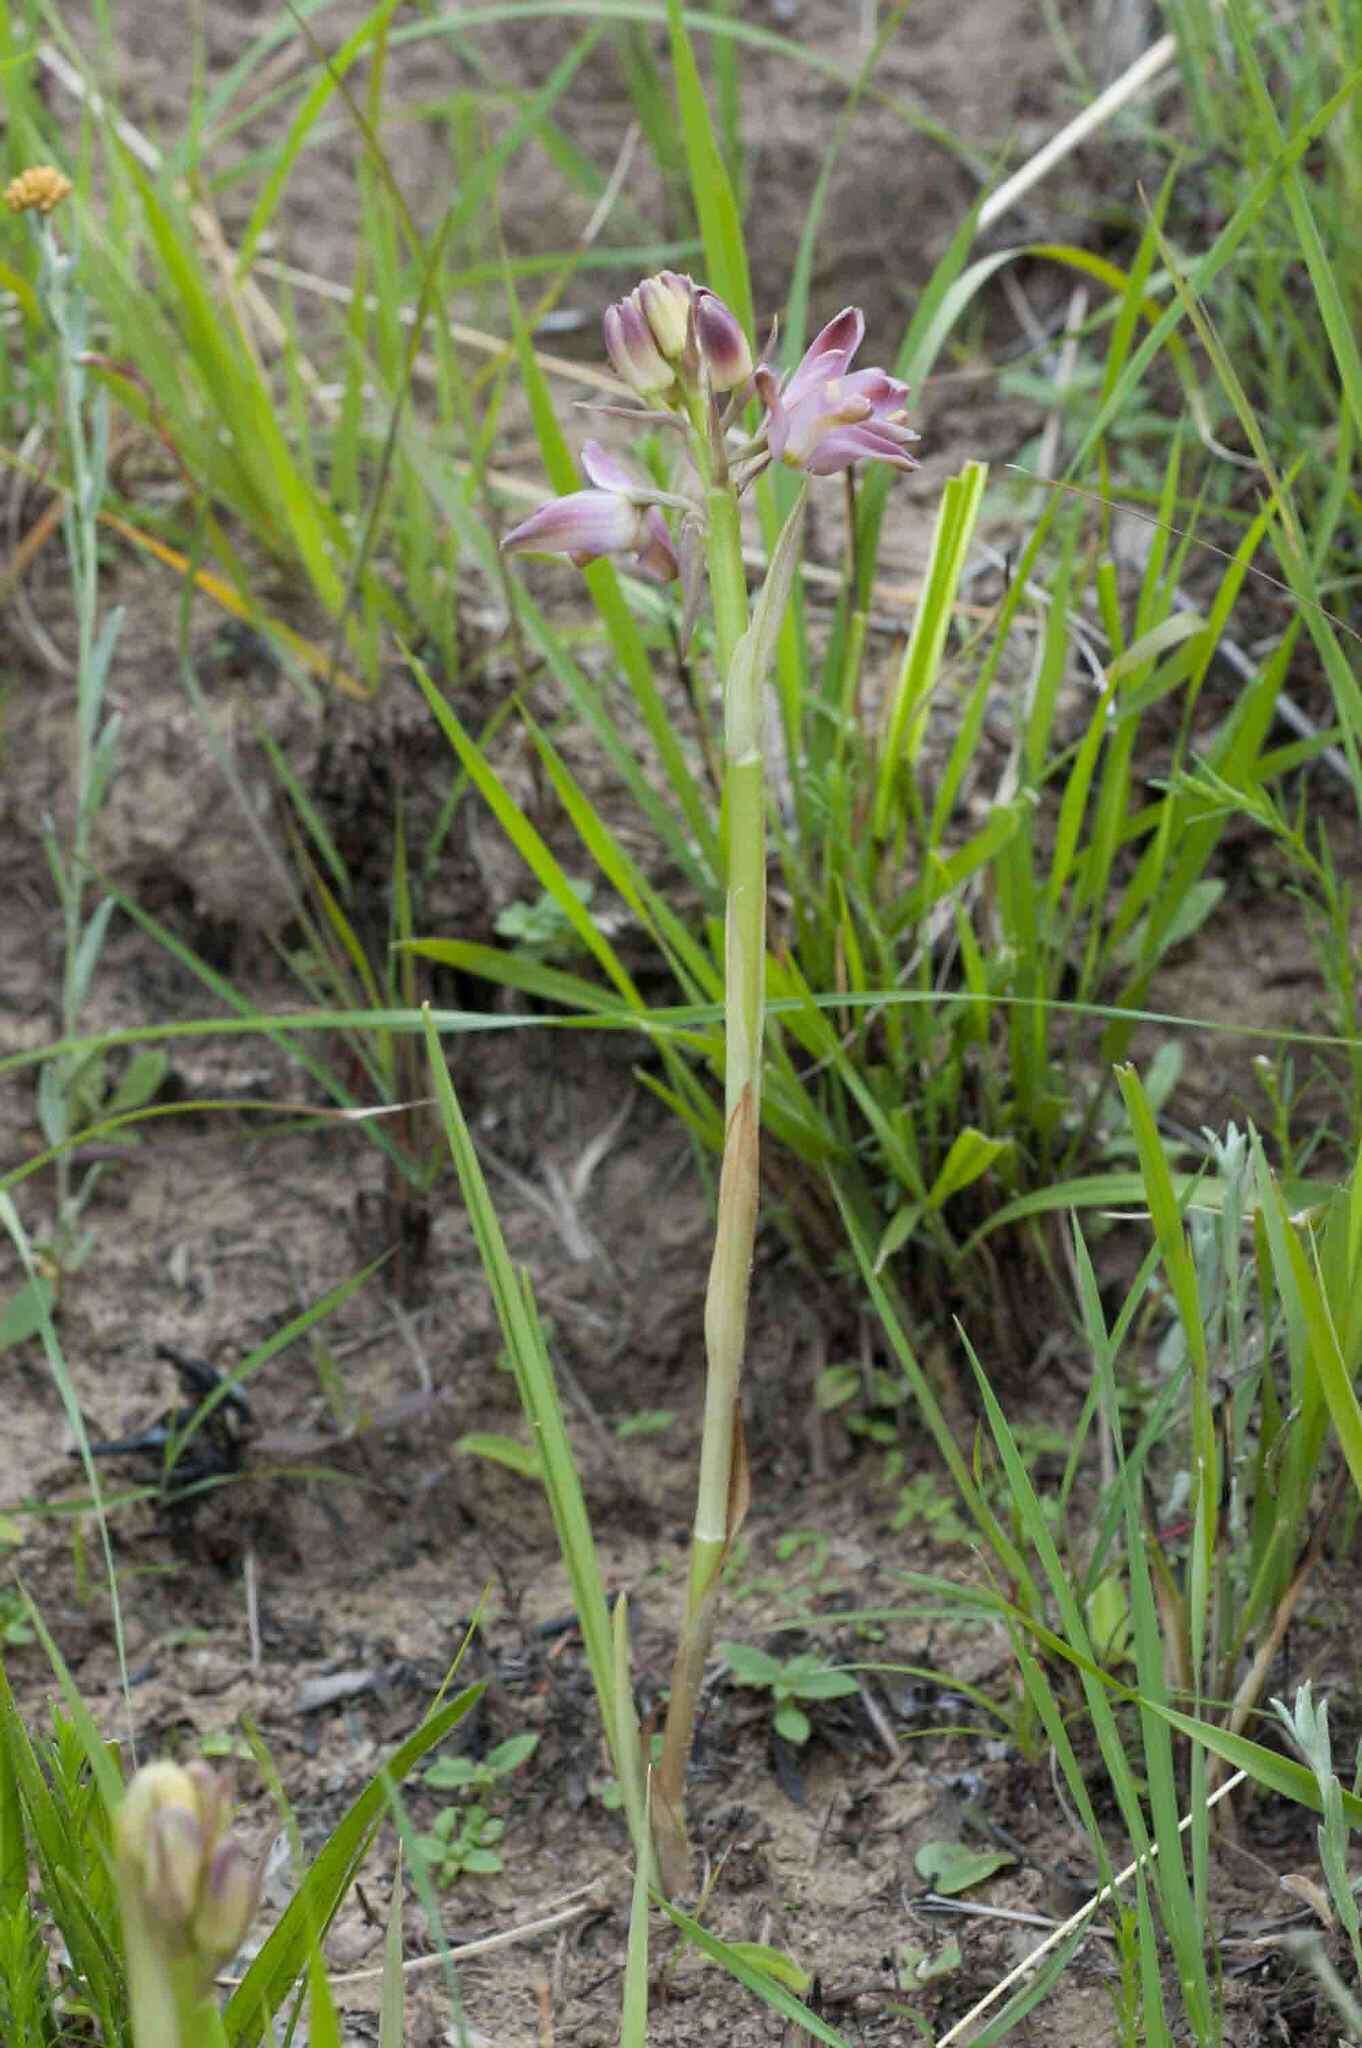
[604, 294, 675, 397]
[693, 288, 752, 392]
[115, 1759, 260, 2045]
[147, 1803, 205, 1935]
[116, 1763, 206, 1939]
[637, 271, 694, 362]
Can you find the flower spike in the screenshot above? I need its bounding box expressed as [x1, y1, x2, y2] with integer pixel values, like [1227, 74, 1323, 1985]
[115, 1760, 260, 2047]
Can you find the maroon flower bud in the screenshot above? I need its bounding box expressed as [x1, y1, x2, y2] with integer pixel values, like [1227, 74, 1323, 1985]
[693, 288, 752, 392]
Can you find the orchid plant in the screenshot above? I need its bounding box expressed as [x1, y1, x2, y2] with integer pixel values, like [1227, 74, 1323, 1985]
[503, 273, 918, 1889]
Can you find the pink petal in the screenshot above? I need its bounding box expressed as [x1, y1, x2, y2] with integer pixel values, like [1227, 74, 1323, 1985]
[502, 489, 642, 559]
[781, 383, 872, 464]
[840, 367, 911, 415]
[603, 296, 675, 394]
[579, 439, 646, 495]
[802, 424, 921, 475]
[754, 365, 790, 461]
[785, 307, 865, 401]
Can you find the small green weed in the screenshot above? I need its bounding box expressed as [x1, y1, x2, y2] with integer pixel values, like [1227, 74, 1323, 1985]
[423, 1730, 539, 1802]
[417, 1731, 540, 1885]
[414, 1803, 507, 1885]
[0, 1589, 34, 1649]
[717, 1643, 859, 1746]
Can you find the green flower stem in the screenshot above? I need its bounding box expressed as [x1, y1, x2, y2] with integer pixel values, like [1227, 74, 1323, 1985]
[121, 1887, 216, 2048]
[705, 477, 751, 680]
[120, 1885, 181, 2048]
[656, 457, 764, 1890]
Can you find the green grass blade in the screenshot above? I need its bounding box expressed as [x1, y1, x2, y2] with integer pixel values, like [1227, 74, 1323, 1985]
[409, 657, 646, 1007]
[225, 1688, 482, 2045]
[1256, 1146, 1362, 1503]
[664, 0, 751, 332]
[656, 1898, 852, 2046]
[236, 0, 401, 275]
[872, 461, 988, 840]
[421, 1010, 647, 1859]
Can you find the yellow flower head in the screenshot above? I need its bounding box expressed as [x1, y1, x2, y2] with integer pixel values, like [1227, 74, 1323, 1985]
[5, 165, 73, 216]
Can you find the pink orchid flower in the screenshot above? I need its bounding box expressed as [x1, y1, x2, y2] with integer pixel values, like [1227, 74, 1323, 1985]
[501, 441, 678, 581]
[754, 308, 920, 476]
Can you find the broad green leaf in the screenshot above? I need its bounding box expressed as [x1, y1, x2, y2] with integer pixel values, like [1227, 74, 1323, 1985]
[872, 1203, 924, 1273]
[486, 1733, 540, 1773]
[455, 1433, 542, 1480]
[774, 1701, 811, 1745]
[0, 1277, 56, 1353]
[105, 1048, 170, 1116]
[717, 1643, 784, 1686]
[915, 1840, 1016, 1895]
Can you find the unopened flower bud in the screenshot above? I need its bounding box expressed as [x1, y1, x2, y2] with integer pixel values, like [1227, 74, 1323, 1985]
[693, 288, 752, 391]
[4, 164, 72, 215]
[502, 440, 679, 582]
[116, 1764, 203, 1902]
[603, 294, 675, 396]
[193, 1841, 260, 1968]
[637, 270, 694, 362]
[503, 487, 646, 562]
[184, 1760, 230, 1843]
[115, 1759, 259, 2007]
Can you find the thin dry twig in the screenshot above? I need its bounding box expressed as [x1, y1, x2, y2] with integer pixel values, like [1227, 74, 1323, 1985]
[223, 1884, 608, 1993]
[979, 34, 1178, 230]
